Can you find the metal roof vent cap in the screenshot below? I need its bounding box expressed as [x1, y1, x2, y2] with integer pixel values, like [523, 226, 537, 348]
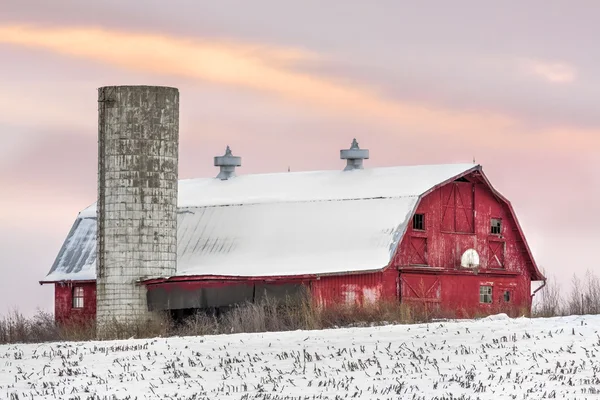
[340, 138, 369, 171]
[214, 146, 241, 180]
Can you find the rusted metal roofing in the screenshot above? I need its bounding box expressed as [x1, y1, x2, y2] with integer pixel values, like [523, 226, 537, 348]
[42, 163, 478, 282]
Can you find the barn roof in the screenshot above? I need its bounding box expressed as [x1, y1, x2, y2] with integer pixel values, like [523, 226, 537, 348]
[42, 163, 479, 282]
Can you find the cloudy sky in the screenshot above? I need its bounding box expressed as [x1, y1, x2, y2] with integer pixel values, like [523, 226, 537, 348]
[1, 0, 598, 316]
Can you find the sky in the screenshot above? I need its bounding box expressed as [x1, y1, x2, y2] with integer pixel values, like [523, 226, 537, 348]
[0, 0, 598, 316]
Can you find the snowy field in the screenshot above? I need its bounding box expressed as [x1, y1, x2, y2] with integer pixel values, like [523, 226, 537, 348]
[1, 314, 600, 400]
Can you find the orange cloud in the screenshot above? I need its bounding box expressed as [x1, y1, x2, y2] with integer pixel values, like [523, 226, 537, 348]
[0, 25, 598, 152]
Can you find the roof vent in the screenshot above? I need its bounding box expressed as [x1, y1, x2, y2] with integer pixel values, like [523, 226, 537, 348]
[340, 138, 369, 171]
[214, 146, 241, 180]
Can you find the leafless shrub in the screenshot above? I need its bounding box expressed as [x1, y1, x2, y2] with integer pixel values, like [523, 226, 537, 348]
[173, 312, 220, 337]
[532, 277, 565, 318]
[567, 273, 585, 315]
[532, 269, 600, 318]
[0, 309, 62, 344]
[0, 309, 30, 344]
[565, 269, 600, 315]
[58, 318, 96, 341]
[582, 270, 600, 314]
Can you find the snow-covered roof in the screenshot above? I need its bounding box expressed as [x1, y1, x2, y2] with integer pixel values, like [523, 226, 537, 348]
[45, 217, 97, 282]
[43, 163, 477, 282]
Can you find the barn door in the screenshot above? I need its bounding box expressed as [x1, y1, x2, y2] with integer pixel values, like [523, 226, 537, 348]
[441, 184, 455, 232]
[400, 274, 441, 317]
[440, 182, 474, 233]
[455, 182, 474, 233]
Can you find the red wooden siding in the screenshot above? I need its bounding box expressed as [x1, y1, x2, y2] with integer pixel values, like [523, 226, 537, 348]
[54, 282, 96, 324]
[312, 268, 398, 308]
[312, 272, 385, 307]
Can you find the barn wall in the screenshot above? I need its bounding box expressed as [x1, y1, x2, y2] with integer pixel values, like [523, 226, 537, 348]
[54, 282, 96, 324]
[312, 272, 392, 307]
[145, 271, 396, 312]
[394, 177, 533, 275]
[399, 272, 531, 318]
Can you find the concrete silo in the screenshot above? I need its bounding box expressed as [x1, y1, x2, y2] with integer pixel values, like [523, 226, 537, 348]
[96, 86, 178, 335]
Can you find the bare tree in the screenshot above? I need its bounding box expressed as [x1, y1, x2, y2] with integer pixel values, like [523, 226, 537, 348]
[582, 270, 600, 315]
[567, 274, 585, 315]
[532, 269, 564, 317]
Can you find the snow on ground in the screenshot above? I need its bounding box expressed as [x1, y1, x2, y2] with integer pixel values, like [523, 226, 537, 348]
[1, 314, 600, 399]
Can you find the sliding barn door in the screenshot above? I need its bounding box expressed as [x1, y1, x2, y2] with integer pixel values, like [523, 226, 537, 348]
[400, 274, 441, 317]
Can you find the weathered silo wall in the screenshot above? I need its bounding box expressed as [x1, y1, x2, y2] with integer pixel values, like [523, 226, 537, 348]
[96, 86, 178, 335]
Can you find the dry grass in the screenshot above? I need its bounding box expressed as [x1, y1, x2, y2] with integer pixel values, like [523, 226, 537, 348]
[0, 297, 445, 344]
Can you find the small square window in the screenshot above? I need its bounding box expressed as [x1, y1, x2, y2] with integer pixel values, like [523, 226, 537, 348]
[491, 218, 502, 235]
[479, 286, 492, 304]
[72, 286, 84, 309]
[413, 214, 425, 230]
[503, 291, 510, 302]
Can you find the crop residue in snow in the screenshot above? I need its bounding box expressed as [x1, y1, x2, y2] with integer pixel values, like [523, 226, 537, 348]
[1, 314, 600, 399]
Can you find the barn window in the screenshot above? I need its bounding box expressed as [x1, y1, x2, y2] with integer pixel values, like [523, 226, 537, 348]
[491, 218, 502, 235]
[479, 286, 492, 304]
[413, 213, 425, 230]
[503, 290, 511, 302]
[72, 286, 84, 309]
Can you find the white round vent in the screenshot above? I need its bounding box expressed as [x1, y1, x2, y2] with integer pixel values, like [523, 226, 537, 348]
[461, 249, 480, 268]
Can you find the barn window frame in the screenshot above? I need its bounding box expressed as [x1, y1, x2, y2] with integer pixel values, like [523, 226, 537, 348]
[412, 213, 425, 231]
[479, 285, 492, 304]
[72, 286, 84, 309]
[491, 218, 502, 235]
[503, 290, 511, 302]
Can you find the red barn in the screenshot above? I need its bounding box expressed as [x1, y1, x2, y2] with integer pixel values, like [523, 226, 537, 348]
[41, 152, 544, 323]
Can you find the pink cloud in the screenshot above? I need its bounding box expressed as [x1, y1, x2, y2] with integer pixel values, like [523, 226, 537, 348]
[1, 24, 598, 156]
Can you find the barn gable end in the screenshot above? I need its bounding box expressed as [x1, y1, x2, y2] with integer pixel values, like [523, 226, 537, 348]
[393, 169, 541, 278]
[392, 169, 543, 317]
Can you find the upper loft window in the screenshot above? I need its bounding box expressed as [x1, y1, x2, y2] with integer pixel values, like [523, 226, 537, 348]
[72, 286, 84, 309]
[491, 218, 502, 235]
[413, 213, 425, 231]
